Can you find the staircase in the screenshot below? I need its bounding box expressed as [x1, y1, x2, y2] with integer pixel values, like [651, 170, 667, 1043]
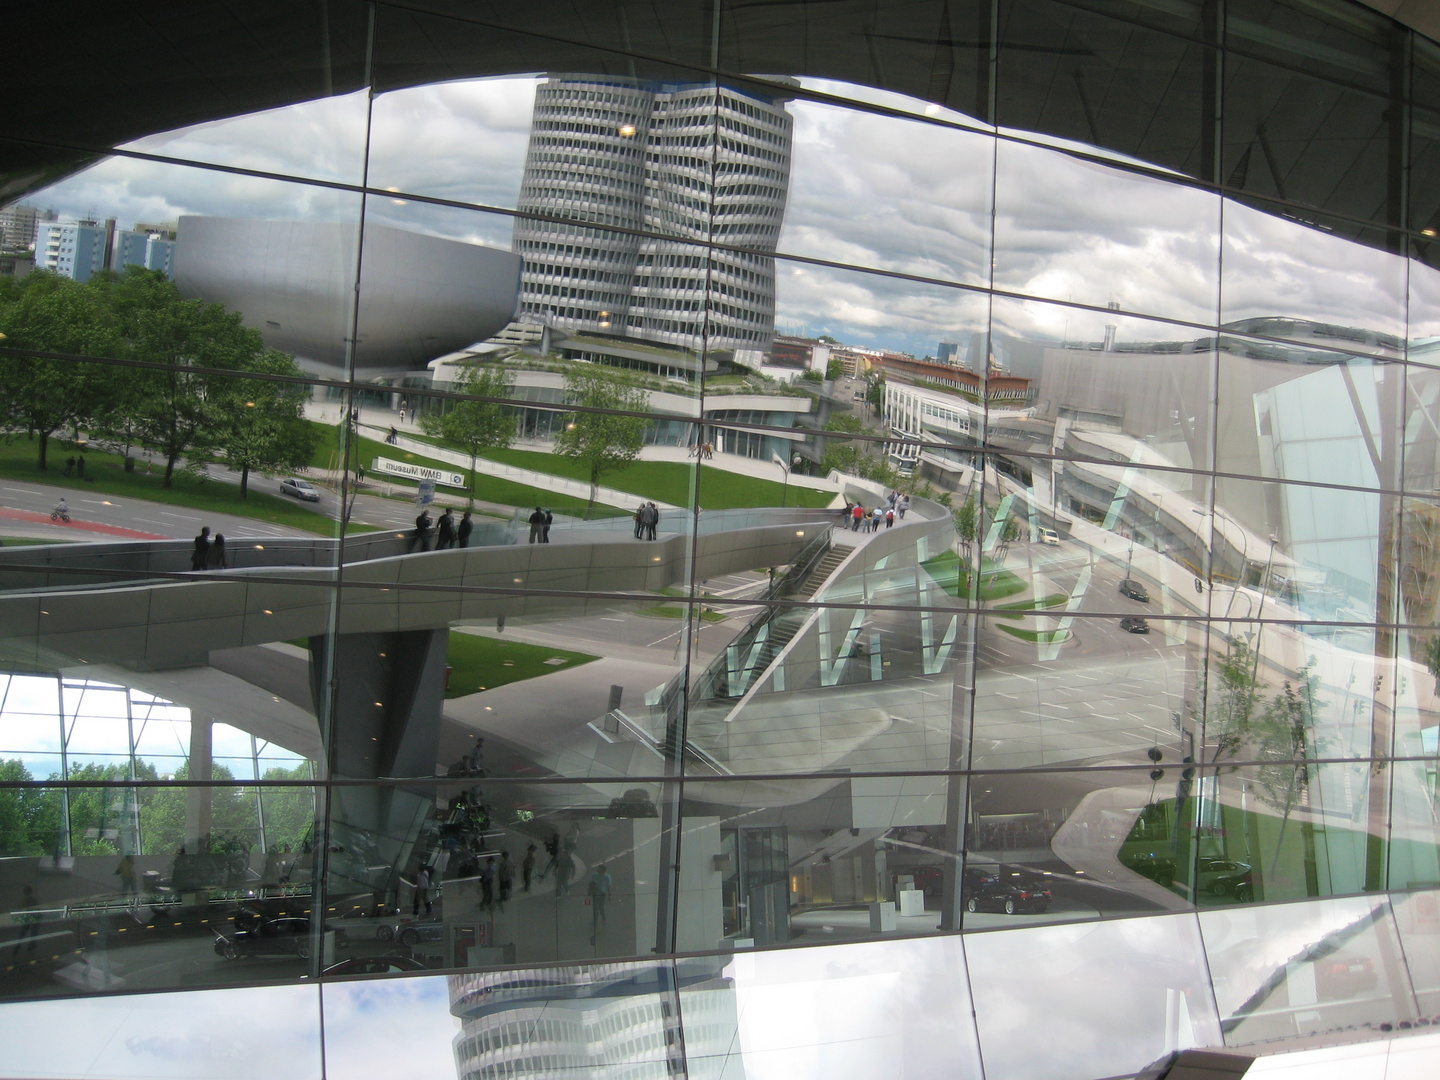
[792, 547, 849, 600]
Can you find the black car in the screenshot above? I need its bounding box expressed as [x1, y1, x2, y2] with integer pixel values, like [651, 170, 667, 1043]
[214, 916, 312, 959]
[1120, 616, 1150, 634]
[1119, 579, 1150, 603]
[962, 865, 1052, 915]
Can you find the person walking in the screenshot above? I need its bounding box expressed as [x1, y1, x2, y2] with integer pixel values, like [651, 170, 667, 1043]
[586, 863, 613, 944]
[191, 527, 211, 570]
[76, 455, 86, 479]
[644, 503, 658, 541]
[436, 508, 456, 550]
[528, 507, 546, 544]
[633, 503, 646, 539]
[497, 851, 514, 905]
[899, 494, 909, 519]
[413, 864, 432, 916]
[871, 506, 884, 532]
[886, 508, 895, 529]
[540, 832, 560, 880]
[206, 534, 228, 569]
[541, 508, 553, 543]
[409, 509, 433, 553]
[522, 843, 537, 892]
[851, 503, 864, 531]
[64, 456, 74, 477]
[479, 856, 495, 909]
[458, 510, 474, 548]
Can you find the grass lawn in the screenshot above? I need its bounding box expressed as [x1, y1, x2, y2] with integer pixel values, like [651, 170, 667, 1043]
[921, 550, 1029, 602]
[993, 593, 1070, 611]
[445, 631, 598, 698]
[0, 438, 374, 536]
[480, 446, 833, 509]
[0, 535, 74, 546]
[319, 425, 624, 515]
[997, 624, 1072, 644]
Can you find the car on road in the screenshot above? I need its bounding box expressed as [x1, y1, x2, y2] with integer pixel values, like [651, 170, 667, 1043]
[1120, 616, 1151, 634]
[1038, 527, 1060, 545]
[280, 477, 321, 502]
[1119, 579, 1150, 602]
[321, 955, 428, 977]
[961, 865, 1052, 915]
[1196, 859, 1253, 899]
[1314, 951, 1379, 1000]
[214, 915, 312, 959]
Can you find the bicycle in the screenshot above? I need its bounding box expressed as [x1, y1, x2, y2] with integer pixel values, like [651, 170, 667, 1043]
[50, 507, 71, 523]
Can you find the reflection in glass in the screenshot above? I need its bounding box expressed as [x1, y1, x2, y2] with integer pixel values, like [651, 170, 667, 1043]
[966, 914, 1222, 1080]
[993, 142, 1220, 325]
[1201, 896, 1420, 1046]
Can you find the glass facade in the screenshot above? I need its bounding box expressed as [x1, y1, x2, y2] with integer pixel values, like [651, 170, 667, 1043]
[1, 0, 1439, 1077]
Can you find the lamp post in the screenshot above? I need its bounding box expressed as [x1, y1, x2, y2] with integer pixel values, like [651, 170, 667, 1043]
[1192, 506, 1250, 620]
[772, 451, 800, 507]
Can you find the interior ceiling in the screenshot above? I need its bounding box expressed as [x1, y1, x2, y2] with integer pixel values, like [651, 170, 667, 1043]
[1, 0, 1436, 247]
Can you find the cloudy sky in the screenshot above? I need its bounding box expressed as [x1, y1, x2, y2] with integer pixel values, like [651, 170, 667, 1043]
[27, 72, 1417, 359]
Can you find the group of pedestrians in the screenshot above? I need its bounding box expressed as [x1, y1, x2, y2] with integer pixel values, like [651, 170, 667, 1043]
[409, 507, 474, 552]
[527, 507, 553, 544]
[62, 455, 87, 478]
[632, 502, 661, 540]
[843, 491, 910, 533]
[190, 526, 229, 569]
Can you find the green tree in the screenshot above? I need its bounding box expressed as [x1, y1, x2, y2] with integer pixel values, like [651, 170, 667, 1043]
[825, 357, 845, 380]
[1426, 634, 1440, 696]
[955, 496, 979, 561]
[0, 759, 64, 856]
[554, 365, 648, 516]
[211, 355, 318, 498]
[866, 374, 886, 409]
[0, 272, 123, 469]
[421, 363, 516, 508]
[823, 414, 868, 436]
[1207, 638, 1262, 765]
[1252, 658, 1329, 868]
[104, 267, 283, 488]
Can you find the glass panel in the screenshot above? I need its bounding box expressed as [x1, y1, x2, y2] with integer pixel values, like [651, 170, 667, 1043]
[997, 0, 1217, 179]
[1404, 366, 1440, 494]
[757, 93, 992, 288]
[684, 936, 983, 1079]
[0, 781, 320, 1001]
[1392, 890, 1440, 1017]
[1194, 761, 1386, 902]
[968, 768, 1198, 919]
[1206, 476, 1396, 625]
[1221, 53, 1400, 228]
[320, 974, 459, 1078]
[1225, 0, 1396, 97]
[719, 1, 992, 123]
[993, 142, 1220, 325]
[1216, 337, 1402, 491]
[1201, 895, 1421, 1045]
[321, 779, 677, 968]
[1219, 198, 1406, 354]
[677, 774, 964, 948]
[0, 983, 322, 1078]
[965, 913, 1223, 1080]
[1409, 242, 1440, 364]
[987, 297, 1217, 472]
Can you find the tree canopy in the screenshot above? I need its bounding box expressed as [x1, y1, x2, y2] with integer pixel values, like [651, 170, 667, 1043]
[420, 363, 516, 508]
[0, 266, 315, 489]
[554, 364, 649, 516]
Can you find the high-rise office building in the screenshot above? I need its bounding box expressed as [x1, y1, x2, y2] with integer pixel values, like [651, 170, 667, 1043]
[513, 74, 791, 355]
[0, 202, 53, 251]
[114, 229, 176, 276]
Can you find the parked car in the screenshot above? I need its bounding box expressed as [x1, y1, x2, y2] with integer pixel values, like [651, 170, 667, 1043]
[1119, 579, 1150, 602]
[396, 919, 445, 947]
[214, 916, 312, 959]
[961, 865, 1052, 915]
[322, 955, 428, 977]
[1314, 950, 1379, 1000]
[1120, 616, 1151, 634]
[280, 477, 321, 502]
[1196, 859, 1253, 898]
[327, 904, 403, 946]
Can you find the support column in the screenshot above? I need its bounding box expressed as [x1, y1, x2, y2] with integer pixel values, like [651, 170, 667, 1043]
[185, 716, 213, 851]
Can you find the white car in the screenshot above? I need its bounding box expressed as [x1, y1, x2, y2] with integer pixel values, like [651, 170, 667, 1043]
[1037, 527, 1060, 545]
[279, 477, 321, 502]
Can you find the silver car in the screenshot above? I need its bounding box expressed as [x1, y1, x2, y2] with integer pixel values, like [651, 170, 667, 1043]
[280, 477, 321, 502]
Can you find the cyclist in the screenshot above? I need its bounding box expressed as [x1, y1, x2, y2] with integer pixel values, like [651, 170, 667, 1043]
[52, 498, 69, 521]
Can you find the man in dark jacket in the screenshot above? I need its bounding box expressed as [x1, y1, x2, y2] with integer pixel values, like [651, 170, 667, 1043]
[409, 509, 433, 553]
[435, 508, 456, 549]
[191, 527, 211, 570]
[458, 510, 474, 548]
[528, 507, 546, 544]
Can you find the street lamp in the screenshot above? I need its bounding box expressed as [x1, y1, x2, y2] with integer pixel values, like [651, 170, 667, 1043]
[1192, 506, 1250, 620]
[772, 451, 799, 507]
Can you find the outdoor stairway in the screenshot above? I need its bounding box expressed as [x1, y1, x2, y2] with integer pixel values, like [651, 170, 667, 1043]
[791, 546, 848, 600]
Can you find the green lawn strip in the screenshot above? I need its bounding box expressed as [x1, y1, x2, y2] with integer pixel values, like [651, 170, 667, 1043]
[0, 535, 75, 546]
[920, 550, 1028, 602]
[997, 624, 1072, 644]
[444, 631, 598, 698]
[479, 447, 833, 509]
[332, 428, 624, 515]
[992, 592, 1070, 612]
[0, 439, 374, 536]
